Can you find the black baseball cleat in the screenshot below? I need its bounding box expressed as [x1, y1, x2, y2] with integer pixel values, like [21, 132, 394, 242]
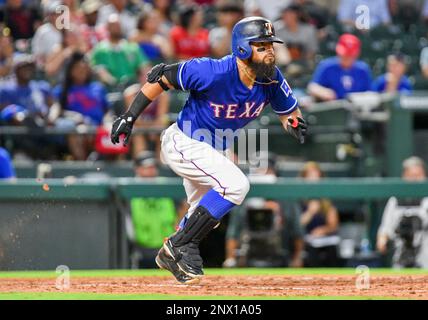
[155, 247, 200, 284]
[163, 239, 204, 278]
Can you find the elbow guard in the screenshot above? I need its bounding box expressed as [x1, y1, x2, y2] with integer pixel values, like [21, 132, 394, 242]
[147, 63, 180, 91]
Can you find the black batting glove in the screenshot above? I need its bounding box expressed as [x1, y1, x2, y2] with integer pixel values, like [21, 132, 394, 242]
[287, 116, 307, 144]
[110, 112, 136, 146]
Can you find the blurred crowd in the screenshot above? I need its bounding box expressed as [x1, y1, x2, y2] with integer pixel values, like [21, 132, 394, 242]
[1, 0, 428, 162]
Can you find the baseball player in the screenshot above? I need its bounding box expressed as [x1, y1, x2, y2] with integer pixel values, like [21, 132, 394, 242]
[111, 17, 307, 284]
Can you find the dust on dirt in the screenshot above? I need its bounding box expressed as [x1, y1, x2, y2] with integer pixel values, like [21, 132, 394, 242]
[0, 274, 427, 299]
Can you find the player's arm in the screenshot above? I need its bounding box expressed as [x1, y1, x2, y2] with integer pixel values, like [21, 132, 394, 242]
[269, 68, 307, 144]
[279, 107, 307, 144]
[110, 63, 180, 145]
[307, 82, 337, 101]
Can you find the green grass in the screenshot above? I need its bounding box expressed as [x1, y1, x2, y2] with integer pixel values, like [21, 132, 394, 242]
[0, 268, 426, 279]
[0, 268, 425, 300]
[0, 292, 407, 300]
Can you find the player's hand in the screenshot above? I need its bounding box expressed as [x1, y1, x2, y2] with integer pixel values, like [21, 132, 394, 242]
[110, 112, 135, 146]
[287, 116, 307, 144]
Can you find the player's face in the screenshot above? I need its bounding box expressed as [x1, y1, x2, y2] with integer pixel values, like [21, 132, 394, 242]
[248, 42, 276, 78]
[250, 42, 275, 65]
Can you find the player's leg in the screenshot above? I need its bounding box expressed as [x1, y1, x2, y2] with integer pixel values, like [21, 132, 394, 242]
[163, 189, 237, 277]
[155, 247, 200, 284]
[177, 178, 211, 228]
[159, 123, 250, 278]
[155, 178, 210, 284]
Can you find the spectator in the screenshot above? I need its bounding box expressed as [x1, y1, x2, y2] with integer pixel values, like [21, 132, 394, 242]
[0, 147, 16, 180]
[274, 4, 318, 65]
[126, 150, 183, 268]
[244, 0, 292, 22]
[0, 27, 14, 81]
[0, 54, 58, 159]
[377, 156, 428, 268]
[52, 52, 109, 160]
[419, 46, 428, 79]
[209, 2, 244, 59]
[152, 0, 174, 36]
[79, 0, 108, 51]
[372, 53, 412, 94]
[129, 10, 173, 64]
[31, 1, 63, 67]
[169, 5, 210, 60]
[0, 0, 41, 41]
[0, 54, 53, 122]
[389, 0, 419, 31]
[61, 0, 84, 26]
[423, 0, 428, 25]
[337, 0, 391, 30]
[299, 161, 340, 267]
[123, 82, 169, 158]
[307, 33, 372, 101]
[97, 0, 137, 38]
[294, 0, 330, 31]
[44, 27, 88, 81]
[91, 13, 150, 89]
[194, 0, 215, 4]
[224, 153, 305, 268]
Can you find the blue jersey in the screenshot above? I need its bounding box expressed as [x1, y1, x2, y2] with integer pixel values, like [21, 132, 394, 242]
[0, 80, 52, 115]
[53, 82, 109, 125]
[0, 147, 15, 179]
[175, 55, 298, 150]
[371, 74, 412, 94]
[311, 57, 372, 99]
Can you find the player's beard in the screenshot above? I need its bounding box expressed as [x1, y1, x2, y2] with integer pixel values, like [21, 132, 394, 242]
[248, 58, 276, 79]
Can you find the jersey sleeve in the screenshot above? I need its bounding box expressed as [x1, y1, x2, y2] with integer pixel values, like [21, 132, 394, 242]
[52, 85, 62, 100]
[269, 68, 299, 115]
[0, 148, 15, 179]
[38, 80, 53, 100]
[176, 58, 215, 92]
[311, 60, 330, 87]
[371, 75, 384, 92]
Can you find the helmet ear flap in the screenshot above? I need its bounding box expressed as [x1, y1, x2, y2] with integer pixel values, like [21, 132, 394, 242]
[236, 42, 252, 60]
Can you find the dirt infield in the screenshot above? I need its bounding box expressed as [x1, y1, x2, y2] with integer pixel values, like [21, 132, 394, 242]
[0, 274, 427, 298]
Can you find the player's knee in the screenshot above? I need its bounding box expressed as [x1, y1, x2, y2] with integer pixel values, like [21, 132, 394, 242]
[230, 174, 250, 205]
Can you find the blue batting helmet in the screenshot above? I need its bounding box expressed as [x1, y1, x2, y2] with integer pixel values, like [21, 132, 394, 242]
[231, 16, 284, 60]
